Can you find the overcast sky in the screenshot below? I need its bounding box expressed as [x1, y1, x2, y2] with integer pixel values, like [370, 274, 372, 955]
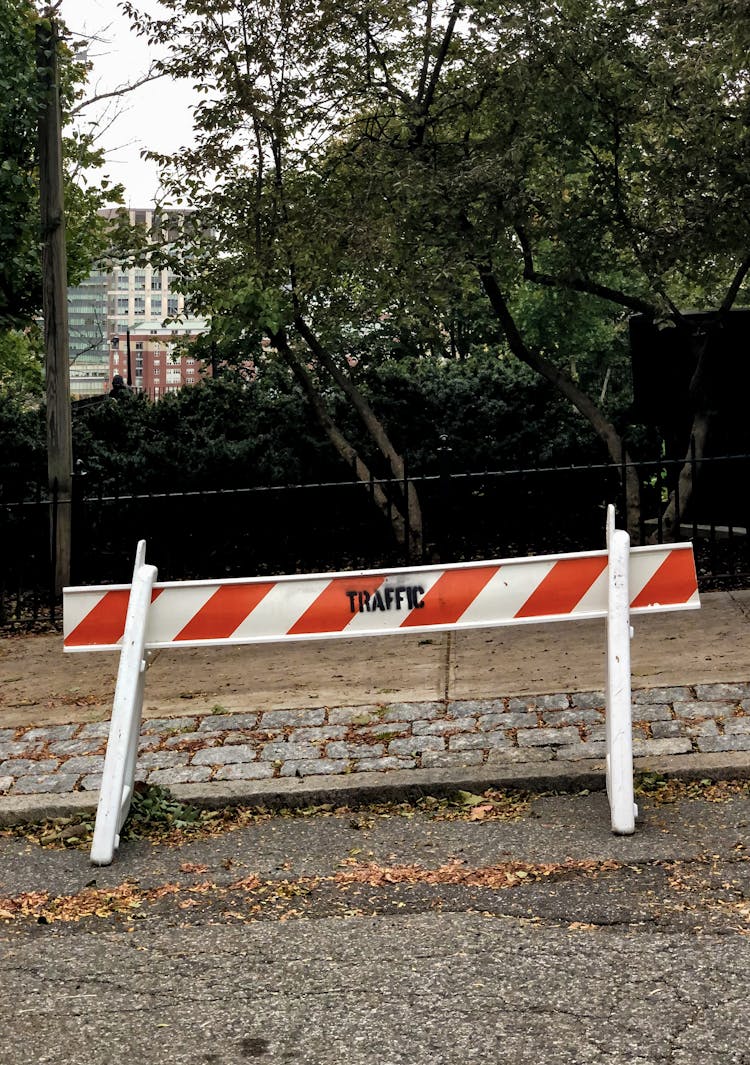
[61, 0, 196, 207]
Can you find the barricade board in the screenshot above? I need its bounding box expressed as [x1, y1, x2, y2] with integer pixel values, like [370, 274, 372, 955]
[64, 543, 699, 652]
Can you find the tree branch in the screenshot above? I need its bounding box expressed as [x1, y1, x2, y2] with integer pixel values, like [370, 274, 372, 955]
[515, 226, 658, 316]
[720, 252, 750, 313]
[70, 69, 168, 116]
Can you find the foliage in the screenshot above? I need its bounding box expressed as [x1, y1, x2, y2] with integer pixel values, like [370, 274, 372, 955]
[0, 326, 44, 398]
[0, 0, 123, 341]
[123, 0, 750, 537]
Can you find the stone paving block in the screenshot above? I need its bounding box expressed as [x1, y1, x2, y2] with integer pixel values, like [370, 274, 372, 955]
[141, 716, 201, 733]
[163, 731, 225, 749]
[447, 699, 504, 717]
[413, 718, 476, 736]
[584, 725, 607, 742]
[724, 717, 750, 735]
[286, 726, 348, 742]
[0, 741, 43, 759]
[197, 713, 260, 732]
[630, 703, 672, 722]
[685, 720, 720, 738]
[78, 774, 103, 791]
[0, 776, 12, 794]
[260, 742, 320, 763]
[633, 686, 692, 704]
[137, 751, 189, 769]
[148, 766, 213, 786]
[388, 736, 445, 756]
[260, 708, 326, 728]
[543, 709, 603, 726]
[448, 732, 509, 751]
[478, 712, 538, 731]
[22, 725, 79, 742]
[213, 762, 274, 781]
[516, 726, 580, 748]
[0, 757, 60, 775]
[508, 694, 569, 712]
[280, 759, 350, 777]
[553, 742, 608, 761]
[650, 721, 685, 740]
[352, 757, 416, 772]
[327, 705, 383, 725]
[327, 741, 386, 759]
[192, 744, 258, 766]
[696, 735, 750, 753]
[632, 737, 693, 756]
[48, 739, 103, 756]
[360, 723, 410, 738]
[11, 774, 80, 795]
[487, 746, 555, 764]
[694, 682, 750, 701]
[421, 750, 484, 769]
[381, 702, 442, 723]
[77, 722, 111, 739]
[672, 701, 733, 720]
[572, 692, 606, 710]
[58, 755, 104, 774]
[0, 730, 15, 742]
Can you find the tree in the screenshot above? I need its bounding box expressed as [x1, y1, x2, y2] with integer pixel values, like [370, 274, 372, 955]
[0, 0, 116, 334]
[127, 0, 750, 542]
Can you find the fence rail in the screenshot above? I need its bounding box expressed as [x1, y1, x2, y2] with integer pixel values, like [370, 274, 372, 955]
[2, 450, 748, 630]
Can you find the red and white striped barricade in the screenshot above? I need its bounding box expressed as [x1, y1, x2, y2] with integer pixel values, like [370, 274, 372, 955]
[64, 506, 699, 864]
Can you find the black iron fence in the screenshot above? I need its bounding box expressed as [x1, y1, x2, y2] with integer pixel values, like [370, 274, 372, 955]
[2, 450, 748, 629]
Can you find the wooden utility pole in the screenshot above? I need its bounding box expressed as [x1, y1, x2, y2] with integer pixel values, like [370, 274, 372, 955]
[37, 18, 73, 594]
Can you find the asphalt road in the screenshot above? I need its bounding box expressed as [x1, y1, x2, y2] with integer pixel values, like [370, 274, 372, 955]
[1, 786, 749, 1064]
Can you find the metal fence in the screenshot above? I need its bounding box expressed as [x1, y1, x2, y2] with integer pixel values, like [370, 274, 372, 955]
[2, 450, 748, 629]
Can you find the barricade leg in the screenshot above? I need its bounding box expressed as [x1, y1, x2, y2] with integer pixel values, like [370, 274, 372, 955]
[605, 508, 637, 835]
[90, 542, 157, 866]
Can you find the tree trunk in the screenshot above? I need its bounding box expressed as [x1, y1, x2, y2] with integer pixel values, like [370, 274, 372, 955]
[293, 315, 424, 561]
[475, 263, 642, 540]
[271, 332, 417, 558]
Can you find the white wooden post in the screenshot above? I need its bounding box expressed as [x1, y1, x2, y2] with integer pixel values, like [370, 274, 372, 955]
[605, 506, 637, 835]
[90, 542, 157, 866]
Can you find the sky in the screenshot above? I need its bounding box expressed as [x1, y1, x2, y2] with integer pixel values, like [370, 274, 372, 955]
[60, 0, 196, 207]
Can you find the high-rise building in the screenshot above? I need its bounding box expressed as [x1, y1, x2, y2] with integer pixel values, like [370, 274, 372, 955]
[67, 207, 205, 398]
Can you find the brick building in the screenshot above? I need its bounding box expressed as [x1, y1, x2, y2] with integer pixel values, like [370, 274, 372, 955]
[109, 318, 210, 400]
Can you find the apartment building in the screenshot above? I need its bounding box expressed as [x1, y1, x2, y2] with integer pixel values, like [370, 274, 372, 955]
[68, 206, 205, 398]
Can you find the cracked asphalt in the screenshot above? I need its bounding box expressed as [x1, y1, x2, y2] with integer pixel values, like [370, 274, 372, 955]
[1, 786, 749, 1064]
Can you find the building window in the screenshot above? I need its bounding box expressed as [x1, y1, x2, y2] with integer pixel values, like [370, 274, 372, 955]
[151, 297, 162, 315]
[167, 297, 179, 316]
[117, 275, 129, 290]
[134, 297, 145, 316]
[134, 272, 146, 290]
[117, 297, 129, 312]
[151, 273, 162, 291]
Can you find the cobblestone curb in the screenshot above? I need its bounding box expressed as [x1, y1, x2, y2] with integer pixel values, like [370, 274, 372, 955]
[1, 681, 748, 806]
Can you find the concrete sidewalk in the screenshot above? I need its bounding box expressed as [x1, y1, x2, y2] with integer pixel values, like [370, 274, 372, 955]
[1, 589, 749, 821]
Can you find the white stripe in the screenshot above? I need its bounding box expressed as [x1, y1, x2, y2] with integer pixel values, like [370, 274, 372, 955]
[574, 566, 610, 614]
[230, 579, 328, 640]
[63, 591, 107, 639]
[628, 549, 674, 603]
[146, 584, 219, 642]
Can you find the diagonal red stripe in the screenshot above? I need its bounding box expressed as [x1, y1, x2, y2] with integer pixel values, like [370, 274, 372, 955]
[64, 587, 163, 647]
[287, 576, 386, 635]
[630, 548, 697, 608]
[174, 582, 276, 641]
[400, 566, 498, 627]
[514, 556, 608, 618]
